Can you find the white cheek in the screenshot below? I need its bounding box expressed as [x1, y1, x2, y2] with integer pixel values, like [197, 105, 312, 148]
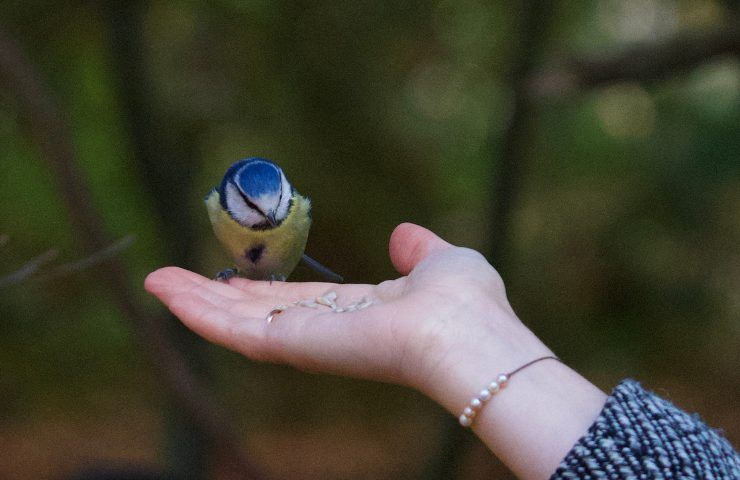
[275, 173, 292, 220]
[225, 183, 263, 227]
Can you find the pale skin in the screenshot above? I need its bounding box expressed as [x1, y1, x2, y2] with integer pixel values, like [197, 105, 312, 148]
[145, 223, 607, 480]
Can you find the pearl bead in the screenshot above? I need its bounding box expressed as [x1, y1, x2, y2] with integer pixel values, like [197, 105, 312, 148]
[459, 414, 472, 427]
[458, 357, 558, 428]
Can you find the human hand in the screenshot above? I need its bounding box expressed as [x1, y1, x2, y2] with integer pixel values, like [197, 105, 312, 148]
[146, 223, 606, 479]
[144, 223, 550, 408]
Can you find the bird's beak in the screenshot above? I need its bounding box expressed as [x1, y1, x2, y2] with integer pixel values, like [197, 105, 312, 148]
[266, 212, 277, 227]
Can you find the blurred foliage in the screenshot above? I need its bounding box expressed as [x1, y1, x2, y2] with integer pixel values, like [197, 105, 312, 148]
[1, 1, 738, 479]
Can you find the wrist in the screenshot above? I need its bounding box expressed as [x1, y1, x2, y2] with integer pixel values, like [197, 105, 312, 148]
[418, 309, 554, 413]
[479, 359, 606, 479]
[418, 312, 607, 480]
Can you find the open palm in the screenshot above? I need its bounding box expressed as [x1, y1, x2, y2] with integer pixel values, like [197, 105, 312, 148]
[145, 223, 534, 397]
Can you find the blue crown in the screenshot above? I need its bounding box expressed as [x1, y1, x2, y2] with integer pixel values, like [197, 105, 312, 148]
[218, 157, 283, 208]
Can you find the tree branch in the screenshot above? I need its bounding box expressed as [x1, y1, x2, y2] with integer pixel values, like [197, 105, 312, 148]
[488, 1, 553, 270]
[529, 25, 740, 100]
[0, 235, 136, 288]
[0, 25, 268, 480]
[424, 3, 556, 479]
[38, 234, 136, 281]
[0, 248, 59, 288]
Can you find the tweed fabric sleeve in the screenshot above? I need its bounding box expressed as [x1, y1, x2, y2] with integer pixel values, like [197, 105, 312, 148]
[550, 379, 739, 479]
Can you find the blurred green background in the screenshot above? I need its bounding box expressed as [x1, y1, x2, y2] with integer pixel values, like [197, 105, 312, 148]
[1, 1, 738, 479]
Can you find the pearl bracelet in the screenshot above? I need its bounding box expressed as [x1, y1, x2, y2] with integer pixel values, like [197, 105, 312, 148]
[458, 355, 560, 427]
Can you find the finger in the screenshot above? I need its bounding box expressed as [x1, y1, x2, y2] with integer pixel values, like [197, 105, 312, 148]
[145, 267, 367, 310]
[388, 223, 453, 275]
[145, 266, 245, 303]
[225, 276, 372, 304]
[145, 266, 389, 372]
[145, 268, 263, 349]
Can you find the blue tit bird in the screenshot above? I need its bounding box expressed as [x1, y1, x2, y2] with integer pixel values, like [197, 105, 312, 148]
[205, 157, 343, 283]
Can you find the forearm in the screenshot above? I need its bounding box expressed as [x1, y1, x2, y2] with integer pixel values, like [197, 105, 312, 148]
[461, 360, 605, 480]
[420, 317, 607, 480]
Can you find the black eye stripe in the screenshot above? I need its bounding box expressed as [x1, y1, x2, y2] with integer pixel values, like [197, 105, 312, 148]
[235, 184, 267, 218]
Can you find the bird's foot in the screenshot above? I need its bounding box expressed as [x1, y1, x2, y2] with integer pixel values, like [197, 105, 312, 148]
[215, 268, 238, 282]
[269, 274, 287, 284]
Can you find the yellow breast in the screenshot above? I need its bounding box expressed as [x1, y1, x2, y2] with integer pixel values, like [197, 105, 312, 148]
[205, 190, 312, 280]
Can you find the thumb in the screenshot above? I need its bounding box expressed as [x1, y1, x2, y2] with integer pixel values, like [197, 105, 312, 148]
[389, 223, 453, 275]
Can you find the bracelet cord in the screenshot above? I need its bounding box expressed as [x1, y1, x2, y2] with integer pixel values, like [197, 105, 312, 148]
[458, 355, 561, 427]
[506, 355, 560, 377]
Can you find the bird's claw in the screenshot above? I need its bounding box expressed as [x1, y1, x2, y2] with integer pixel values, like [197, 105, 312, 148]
[215, 268, 238, 282]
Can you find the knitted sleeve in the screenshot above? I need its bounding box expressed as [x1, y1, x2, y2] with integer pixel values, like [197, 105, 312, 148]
[550, 379, 739, 479]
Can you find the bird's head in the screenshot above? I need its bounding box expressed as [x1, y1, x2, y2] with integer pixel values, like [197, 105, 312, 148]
[218, 157, 293, 228]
